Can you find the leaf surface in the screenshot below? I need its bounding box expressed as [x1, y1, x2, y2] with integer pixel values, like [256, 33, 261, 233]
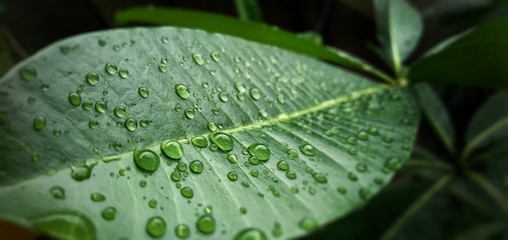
[0, 27, 419, 239]
[409, 17, 508, 88]
[374, 0, 423, 75]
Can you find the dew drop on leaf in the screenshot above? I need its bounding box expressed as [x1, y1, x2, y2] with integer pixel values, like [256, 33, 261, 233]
[146, 216, 166, 238]
[105, 63, 118, 75]
[219, 92, 228, 102]
[85, 72, 99, 86]
[250, 169, 259, 177]
[49, 186, 65, 199]
[114, 106, 126, 118]
[138, 87, 149, 98]
[298, 217, 317, 232]
[357, 131, 369, 141]
[184, 109, 195, 119]
[207, 122, 217, 132]
[95, 101, 107, 113]
[299, 144, 316, 156]
[19, 67, 37, 81]
[180, 187, 194, 198]
[234, 228, 268, 240]
[70, 165, 93, 181]
[33, 117, 47, 131]
[286, 171, 297, 179]
[227, 154, 238, 163]
[348, 172, 358, 181]
[312, 173, 327, 183]
[88, 121, 98, 129]
[158, 63, 167, 73]
[192, 53, 205, 65]
[161, 140, 183, 160]
[171, 171, 182, 182]
[101, 207, 116, 221]
[385, 157, 401, 170]
[239, 207, 247, 215]
[133, 149, 160, 172]
[209, 132, 234, 151]
[68, 92, 82, 106]
[177, 162, 187, 172]
[191, 136, 208, 148]
[210, 52, 221, 62]
[356, 163, 368, 172]
[347, 147, 357, 156]
[196, 215, 215, 234]
[125, 119, 138, 131]
[148, 199, 158, 208]
[90, 192, 106, 202]
[287, 149, 298, 160]
[277, 161, 289, 171]
[139, 180, 147, 188]
[227, 171, 238, 181]
[175, 224, 190, 238]
[249, 88, 261, 100]
[247, 143, 270, 161]
[359, 188, 372, 201]
[175, 84, 190, 100]
[189, 160, 204, 174]
[118, 69, 129, 79]
[234, 82, 246, 93]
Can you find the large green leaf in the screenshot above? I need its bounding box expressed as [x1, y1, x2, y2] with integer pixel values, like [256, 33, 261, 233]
[0, 27, 419, 239]
[409, 17, 508, 88]
[414, 83, 456, 156]
[114, 6, 393, 83]
[464, 91, 508, 158]
[374, 0, 423, 75]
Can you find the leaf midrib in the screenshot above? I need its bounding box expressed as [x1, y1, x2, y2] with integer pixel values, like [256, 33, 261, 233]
[3, 85, 388, 188]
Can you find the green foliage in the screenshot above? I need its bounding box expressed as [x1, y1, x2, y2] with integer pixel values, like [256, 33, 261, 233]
[234, 0, 264, 23]
[0, 27, 419, 239]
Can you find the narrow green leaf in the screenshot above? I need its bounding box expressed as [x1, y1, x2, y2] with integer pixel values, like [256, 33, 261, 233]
[463, 91, 508, 158]
[114, 6, 393, 83]
[409, 17, 508, 88]
[0, 27, 419, 239]
[414, 84, 456, 156]
[374, 0, 423, 75]
[234, 0, 264, 22]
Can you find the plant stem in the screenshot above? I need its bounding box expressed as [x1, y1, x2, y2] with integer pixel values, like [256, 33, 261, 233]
[379, 175, 453, 240]
[466, 170, 508, 216]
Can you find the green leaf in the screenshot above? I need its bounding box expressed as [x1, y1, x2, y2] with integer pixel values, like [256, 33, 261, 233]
[114, 6, 393, 83]
[409, 17, 508, 88]
[234, 0, 264, 23]
[464, 91, 508, 158]
[414, 83, 456, 156]
[0, 27, 419, 239]
[374, 0, 423, 75]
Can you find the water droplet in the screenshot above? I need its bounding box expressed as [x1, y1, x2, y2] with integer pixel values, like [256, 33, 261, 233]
[184, 109, 195, 119]
[348, 172, 358, 181]
[234, 228, 268, 240]
[86, 72, 99, 85]
[161, 140, 183, 160]
[33, 117, 47, 131]
[192, 53, 205, 65]
[171, 171, 182, 182]
[175, 224, 190, 238]
[134, 149, 160, 172]
[90, 192, 106, 202]
[125, 119, 138, 131]
[250, 88, 261, 100]
[105, 63, 118, 75]
[227, 154, 238, 163]
[346, 137, 357, 145]
[180, 187, 194, 198]
[210, 52, 221, 62]
[95, 101, 107, 113]
[347, 147, 357, 156]
[69, 92, 82, 106]
[359, 188, 372, 201]
[191, 136, 208, 148]
[196, 215, 215, 234]
[356, 163, 368, 172]
[139, 180, 147, 187]
[82, 102, 93, 111]
[287, 149, 299, 160]
[177, 162, 187, 172]
[190, 160, 204, 174]
[209, 132, 234, 151]
[88, 121, 99, 129]
[385, 157, 401, 170]
[207, 122, 217, 132]
[50, 186, 65, 199]
[250, 169, 259, 177]
[277, 161, 289, 171]
[161, 36, 169, 43]
[149, 199, 158, 208]
[174, 84, 191, 100]
[19, 67, 36, 80]
[239, 207, 247, 215]
[101, 207, 116, 221]
[146, 216, 166, 238]
[70, 165, 92, 181]
[114, 106, 126, 118]
[299, 144, 316, 156]
[138, 87, 149, 98]
[158, 63, 167, 73]
[357, 131, 369, 141]
[299, 217, 317, 232]
[312, 173, 327, 183]
[227, 171, 238, 181]
[286, 171, 297, 179]
[219, 92, 228, 102]
[337, 187, 347, 194]
[277, 95, 286, 104]
[235, 82, 246, 93]
[247, 143, 270, 161]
